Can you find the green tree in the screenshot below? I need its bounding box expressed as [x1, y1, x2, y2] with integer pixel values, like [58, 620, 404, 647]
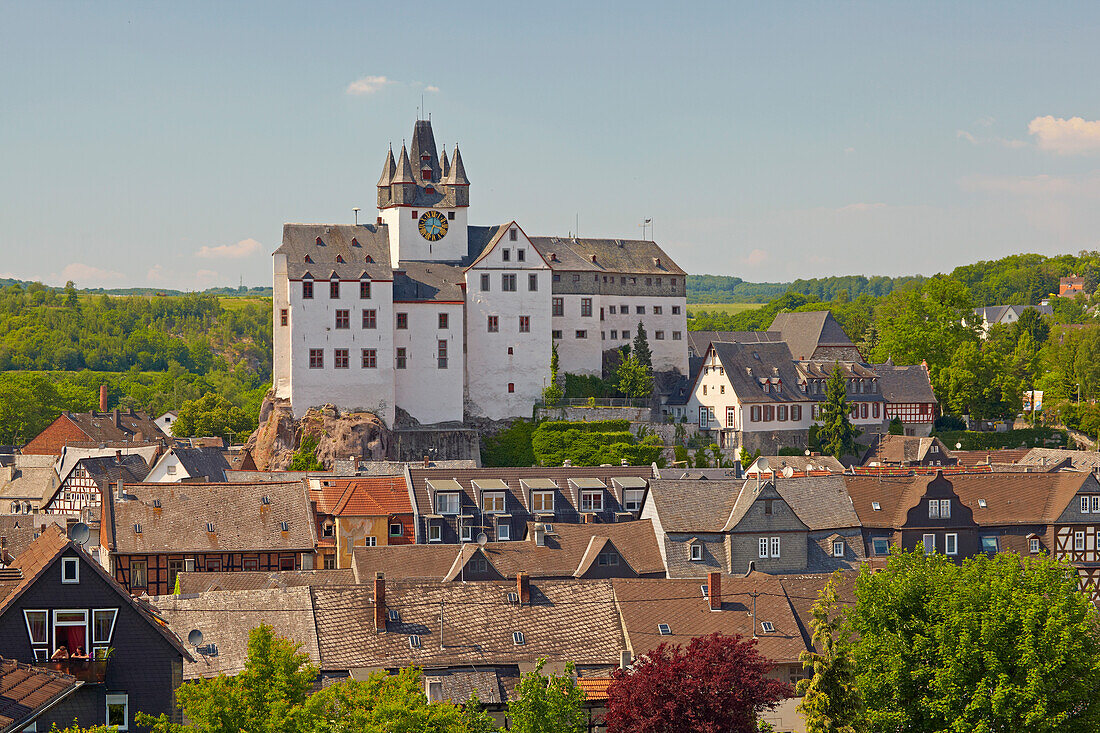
[302, 667, 497, 733]
[797, 573, 863, 733]
[64, 280, 79, 308]
[1013, 307, 1051, 345]
[616, 353, 653, 398]
[887, 416, 903, 435]
[507, 659, 587, 733]
[850, 550, 1100, 732]
[632, 322, 652, 368]
[289, 434, 325, 471]
[481, 419, 536, 467]
[738, 446, 761, 469]
[816, 365, 859, 459]
[173, 392, 254, 441]
[542, 342, 564, 406]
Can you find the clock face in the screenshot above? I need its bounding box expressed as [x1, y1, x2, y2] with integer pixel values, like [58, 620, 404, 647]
[418, 210, 448, 241]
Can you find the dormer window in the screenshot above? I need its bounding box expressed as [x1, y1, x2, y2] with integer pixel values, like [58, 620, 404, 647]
[61, 556, 79, 584]
[335, 254, 344, 263]
[421, 169, 431, 181]
[304, 255, 313, 264]
[510, 229, 518, 242]
[425, 186, 435, 193]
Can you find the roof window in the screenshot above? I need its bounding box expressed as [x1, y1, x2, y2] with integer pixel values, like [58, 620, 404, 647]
[280, 521, 290, 532]
[978, 498, 987, 508]
[871, 502, 881, 511]
[205, 522, 215, 533]
[134, 523, 142, 534]
[761, 621, 775, 633]
[315, 237, 323, 245]
[152, 499, 161, 508]
[388, 609, 400, 622]
[508, 591, 520, 605]
[261, 496, 270, 505]
[336, 254, 345, 263]
[409, 635, 421, 648]
[700, 585, 709, 598]
[512, 631, 526, 646]
[658, 623, 671, 635]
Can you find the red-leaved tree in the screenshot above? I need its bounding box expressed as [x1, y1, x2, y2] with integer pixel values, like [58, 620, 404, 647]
[604, 633, 792, 733]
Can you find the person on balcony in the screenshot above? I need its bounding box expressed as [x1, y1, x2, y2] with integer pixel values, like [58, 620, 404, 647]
[50, 645, 69, 661]
[72, 646, 89, 660]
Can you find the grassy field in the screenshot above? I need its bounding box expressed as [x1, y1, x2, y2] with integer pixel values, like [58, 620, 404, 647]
[687, 303, 761, 316]
[218, 296, 271, 311]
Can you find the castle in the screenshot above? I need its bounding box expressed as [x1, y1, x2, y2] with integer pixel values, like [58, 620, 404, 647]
[273, 120, 688, 426]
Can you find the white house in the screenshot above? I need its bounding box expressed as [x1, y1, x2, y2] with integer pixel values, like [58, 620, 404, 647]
[154, 411, 178, 435]
[272, 119, 689, 426]
[145, 447, 230, 483]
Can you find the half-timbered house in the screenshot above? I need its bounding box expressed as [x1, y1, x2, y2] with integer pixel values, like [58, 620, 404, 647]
[42, 454, 151, 517]
[98, 481, 317, 595]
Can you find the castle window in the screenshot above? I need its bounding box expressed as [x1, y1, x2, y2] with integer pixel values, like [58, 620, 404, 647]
[309, 349, 324, 369]
[487, 316, 499, 332]
[581, 298, 593, 317]
[481, 273, 490, 291]
[528, 273, 538, 291]
[502, 274, 517, 291]
[422, 170, 431, 181]
[335, 310, 349, 329]
[655, 331, 665, 340]
[552, 330, 562, 339]
[411, 210, 418, 219]
[334, 349, 349, 369]
[517, 249, 525, 261]
[330, 281, 340, 299]
[361, 349, 377, 368]
[510, 229, 518, 241]
[519, 316, 530, 333]
[336, 254, 344, 263]
[280, 309, 288, 326]
[439, 313, 449, 329]
[508, 383, 515, 393]
[646, 278, 652, 286]
[438, 340, 448, 369]
[302, 281, 313, 299]
[360, 281, 371, 299]
[396, 313, 408, 329]
[396, 348, 407, 369]
[552, 297, 563, 317]
[502, 249, 510, 262]
[575, 330, 587, 339]
[425, 186, 435, 193]
[362, 309, 377, 329]
[636, 306, 645, 315]
[448, 211, 455, 220]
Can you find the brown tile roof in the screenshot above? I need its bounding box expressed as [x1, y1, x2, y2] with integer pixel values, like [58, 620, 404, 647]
[577, 676, 613, 701]
[0, 516, 68, 564]
[176, 569, 355, 594]
[612, 574, 807, 664]
[407, 466, 654, 520]
[645, 480, 741, 533]
[863, 435, 953, 465]
[63, 410, 163, 445]
[952, 449, 1030, 468]
[777, 572, 859, 649]
[108, 482, 316, 555]
[0, 657, 81, 731]
[151, 587, 319, 680]
[351, 520, 665, 581]
[843, 471, 1093, 528]
[313, 579, 626, 670]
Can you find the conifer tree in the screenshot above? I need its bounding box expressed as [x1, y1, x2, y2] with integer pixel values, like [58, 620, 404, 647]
[797, 573, 864, 733]
[632, 321, 652, 368]
[817, 364, 859, 459]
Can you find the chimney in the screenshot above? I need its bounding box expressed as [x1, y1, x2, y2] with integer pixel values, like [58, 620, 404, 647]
[113, 409, 121, 428]
[619, 650, 632, 669]
[533, 523, 546, 547]
[115, 450, 122, 464]
[517, 571, 531, 605]
[115, 480, 125, 502]
[423, 455, 430, 468]
[376, 216, 383, 225]
[707, 572, 722, 611]
[373, 572, 386, 633]
[99, 385, 108, 412]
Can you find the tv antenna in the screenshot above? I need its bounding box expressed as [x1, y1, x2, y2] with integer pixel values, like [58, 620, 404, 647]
[639, 218, 652, 240]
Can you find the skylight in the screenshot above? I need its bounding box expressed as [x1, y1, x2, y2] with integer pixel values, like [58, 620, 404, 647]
[507, 592, 520, 605]
[280, 521, 290, 532]
[978, 498, 987, 508]
[513, 631, 525, 645]
[761, 621, 775, 633]
[658, 623, 671, 635]
[409, 635, 421, 649]
[205, 522, 215, 533]
[388, 609, 400, 622]
[133, 524, 142, 534]
[700, 585, 709, 598]
[871, 502, 881, 511]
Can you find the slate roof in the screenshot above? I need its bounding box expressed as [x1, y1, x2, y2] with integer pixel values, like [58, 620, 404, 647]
[152, 587, 319, 680]
[313, 579, 626, 670]
[0, 516, 68, 563]
[759, 476, 861, 531]
[351, 520, 665, 581]
[612, 574, 807, 664]
[424, 668, 511, 705]
[0, 657, 81, 733]
[527, 237, 686, 276]
[644, 480, 741, 533]
[277, 224, 393, 281]
[843, 471, 1093, 528]
[768, 311, 857, 361]
[952, 449, 1030, 468]
[224, 470, 331, 483]
[873, 364, 937, 404]
[54, 445, 161, 485]
[747, 456, 845, 475]
[1018, 448, 1100, 472]
[974, 304, 1052, 325]
[709, 341, 806, 405]
[686, 331, 782, 357]
[107, 482, 316, 555]
[167, 447, 231, 482]
[357, 460, 476, 476]
[392, 261, 465, 302]
[863, 435, 952, 465]
[466, 226, 506, 262]
[0, 456, 57, 505]
[407, 466, 655, 521]
[175, 569, 355, 594]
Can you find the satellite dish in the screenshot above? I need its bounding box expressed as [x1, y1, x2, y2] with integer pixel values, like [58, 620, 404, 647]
[187, 629, 204, 647]
[781, 466, 794, 478]
[476, 532, 488, 547]
[69, 523, 90, 545]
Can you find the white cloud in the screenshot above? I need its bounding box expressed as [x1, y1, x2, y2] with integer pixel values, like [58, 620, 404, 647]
[956, 128, 1025, 149]
[835, 202, 888, 213]
[741, 248, 768, 265]
[1028, 116, 1100, 155]
[425, 85, 440, 93]
[346, 75, 395, 95]
[57, 262, 123, 286]
[843, 147, 855, 154]
[196, 238, 263, 259]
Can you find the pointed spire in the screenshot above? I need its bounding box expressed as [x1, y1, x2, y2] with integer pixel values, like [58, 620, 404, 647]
[393, 144, 415, 184]
[444, 144, 469, 185]
[376, 146, 396, 187]
[439, 144, 450, 179]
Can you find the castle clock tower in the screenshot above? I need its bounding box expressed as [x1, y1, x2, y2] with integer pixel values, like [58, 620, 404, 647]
[377, 119, 469, 265]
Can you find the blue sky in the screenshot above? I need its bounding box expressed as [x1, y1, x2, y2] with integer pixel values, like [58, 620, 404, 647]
[2, 1, 1100, 289]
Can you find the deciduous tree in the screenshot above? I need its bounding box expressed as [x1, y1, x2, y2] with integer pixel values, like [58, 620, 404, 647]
[507, 659, 587, 733]
[797, 573, 863, 733]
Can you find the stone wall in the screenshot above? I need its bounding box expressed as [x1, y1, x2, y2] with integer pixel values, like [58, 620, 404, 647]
[533, 406, 653, 422]
[392, 428, 482, 465]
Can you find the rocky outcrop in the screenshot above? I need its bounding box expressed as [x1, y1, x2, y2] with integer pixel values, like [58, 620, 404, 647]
[245, 392, 390, 470]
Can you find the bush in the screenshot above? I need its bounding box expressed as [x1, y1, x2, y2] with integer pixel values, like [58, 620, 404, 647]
[933, 414, 966, 432]
[563, 373, 620, 398]
[932, 427, 1067, 450]
[481, 420, 536, 467]
[531, 420, 663, 467]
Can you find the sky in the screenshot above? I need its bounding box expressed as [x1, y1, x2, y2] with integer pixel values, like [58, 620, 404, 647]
[2, 1, 1100, 289]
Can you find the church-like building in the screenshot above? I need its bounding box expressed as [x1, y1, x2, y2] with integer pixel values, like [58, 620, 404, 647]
[273, 119, 688, 426]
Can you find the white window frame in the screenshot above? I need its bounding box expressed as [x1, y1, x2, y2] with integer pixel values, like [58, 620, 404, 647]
[580, 490, 604, 512]
[1092, 496, 1100, 513]
[623, 489, 645, 512]
[690, 543, 703, 561]
[940, 499, 951, 519]
[928, 501, 939, 519]
[364, 536, 377, 547]
[436, 493, 460, 515]
[923, 534, 936, 555]
[61, 556, 79, 584]
[23, 609, 48, 646]
[531, 491, 554, 513]
[832, 540, 845, 558]
[945, 533, 958, 555]
[460, 522, 472, 542]
[759, 537, 769, 558]
[1029, 537, 1040, 554]
[872, 537, 889, 555]
[105, 694, 129, 731]
[770, 536, 781, 559]
[1075, 531, 1085, 551]
[92, 608, 118, 646]
[483, 492, 507, 513]
[1082, 496, 1090, 513]
[497, 522, 511, 541]
[981, 536, 999, 554]
[429, 524, 442, 543]
[699, 406, 709, 429]
[53, 609, 88, 656]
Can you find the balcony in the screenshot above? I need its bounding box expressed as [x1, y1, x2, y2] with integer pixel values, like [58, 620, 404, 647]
[37, 658, 109, 683]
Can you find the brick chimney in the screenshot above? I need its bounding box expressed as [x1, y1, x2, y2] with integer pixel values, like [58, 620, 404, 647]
[113, 409, 121, 428]
[373, 572, 386, 633]
[99, 385, 108, 412]
[517, 571, 531, 605]
[707, 571, 721, 611]
[115, 450, 122, 464]
[423, 455, 430, 468]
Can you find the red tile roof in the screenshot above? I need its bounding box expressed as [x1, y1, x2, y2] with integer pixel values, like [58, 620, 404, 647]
[0, 657, 82, 730]
[577, 676, 613, 701]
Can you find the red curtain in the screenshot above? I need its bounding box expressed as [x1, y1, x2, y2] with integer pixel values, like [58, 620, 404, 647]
[58, 625, 86, 655]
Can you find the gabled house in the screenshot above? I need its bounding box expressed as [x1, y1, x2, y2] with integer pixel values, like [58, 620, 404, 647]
[22, 410, 165, 457]
[306, 476, 416, 569]
[0, 527, 191, 730]
[144, 447, 231, 483]
[350, 519, 665, 582]
[874, 361, 938, 436]
[744, 455, 844, 477]
[0, 456, 58, 515]
[99, 481, 318, 595]
[973, 304, 1052, 336]
[42, 453, 151, 516]
[861, 434, 956, 468]
[642, 476, 864, 578]
[406, 466, 653, 545]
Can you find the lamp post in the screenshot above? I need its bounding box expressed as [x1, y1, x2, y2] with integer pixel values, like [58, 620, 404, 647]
[353, 207, 360, 225]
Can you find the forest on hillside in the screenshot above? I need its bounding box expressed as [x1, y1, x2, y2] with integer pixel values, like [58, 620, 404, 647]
[689, 252, 1100, 435]
[0, 282, 270, 444]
